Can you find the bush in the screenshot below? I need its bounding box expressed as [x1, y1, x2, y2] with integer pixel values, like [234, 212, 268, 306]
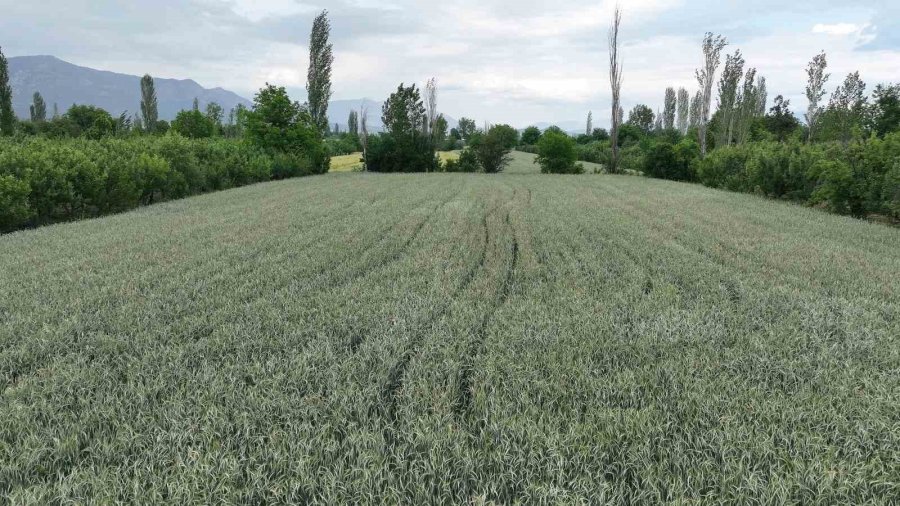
[0, 175, 32, 232]
[470, 126, 513, 173]
[171, 109, 215, 139]
[520, 126, 541, 146]
[444, 149, 480, 173]
[694, 136, 900, 219]
[536, 131, 582, 174]
[366, 132, 439, 173]
[643, 140, 698, 181]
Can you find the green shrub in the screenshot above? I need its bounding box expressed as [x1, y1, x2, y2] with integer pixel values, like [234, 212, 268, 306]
[171, 109, 215, 139]
[470, 126, 513, 173]
[366, 133, 439, 173]
[444, 149, 479, 173]
[642, 140, 697, 181]
[0, 175, 32, 232]
[536, 131, 582, 174]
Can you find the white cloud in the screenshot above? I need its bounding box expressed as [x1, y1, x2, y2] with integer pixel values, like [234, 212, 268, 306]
[812, 23, 863, 36]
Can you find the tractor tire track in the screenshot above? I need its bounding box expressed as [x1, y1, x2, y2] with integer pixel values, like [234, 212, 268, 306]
[452, 209, 519, 422]
[377, 194, 504, 422]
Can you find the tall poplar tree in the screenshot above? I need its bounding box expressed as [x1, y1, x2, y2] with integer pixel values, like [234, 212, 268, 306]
[805, 51, 829, 143]
[307, 10, 334, 134]
[676, 88, 690, 134]
[663, 87, 677, 130]
[140, 74, 158, 134]
[30, 92, 47, 123]
[0, 46, 14, 136]
[695, 33, 727, 158]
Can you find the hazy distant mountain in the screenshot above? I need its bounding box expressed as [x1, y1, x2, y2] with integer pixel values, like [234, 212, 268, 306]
[9, 55, 458, 131]
[8, 55, 252, 121]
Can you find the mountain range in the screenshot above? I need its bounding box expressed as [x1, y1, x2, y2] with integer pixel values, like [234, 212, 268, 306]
[7, 56, 458, 131]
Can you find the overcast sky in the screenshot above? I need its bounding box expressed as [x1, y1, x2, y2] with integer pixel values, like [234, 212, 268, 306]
[2, 0, 899, 128]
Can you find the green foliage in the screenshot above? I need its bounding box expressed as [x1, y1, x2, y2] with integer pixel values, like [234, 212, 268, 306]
[0, 136, 321, 232]
[536, 131, 582, 174]
[643, 139, 698, 181]
[30, 92, 47, 123]
[172, 109, 215, 139]
[695, 135, 900, 218]
[368, 84, 436, 172]
[64, 105, 116, 139]
[442, 149, 479, 173]
[520, 126, 541, 146]
[244, 84, 328, 174]
[140, 75, 158, 134]
[382, 84, 426, 137]
[469, 126, 514, 173]
[307, 10, 334, 133]
[0, 46, 13, 137]
[762, 95, 801, 142]
[0, 174, 32, 232]
[868, 84, 900, 138]
[626, 104, 655, 132]
[490, 124, 519, 150]
[365, 132, 439, 173]
[457, 117, 477, 142]
[324, 134, 360, 156]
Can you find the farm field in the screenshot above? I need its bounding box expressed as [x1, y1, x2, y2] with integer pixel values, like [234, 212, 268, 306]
[329, 151, 466, 172]
[1, 153, 899, 503]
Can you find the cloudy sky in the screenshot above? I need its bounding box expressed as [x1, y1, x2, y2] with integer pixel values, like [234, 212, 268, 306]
[2, 0, 899, 128]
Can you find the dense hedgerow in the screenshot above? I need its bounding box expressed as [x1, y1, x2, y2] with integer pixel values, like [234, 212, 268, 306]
[696, 135, 900, 218]
[0, 135, 317, 232]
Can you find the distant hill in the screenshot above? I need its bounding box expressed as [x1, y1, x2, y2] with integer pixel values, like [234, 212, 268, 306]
[8, 55, 458, 130]
[8, 55, 252, 121]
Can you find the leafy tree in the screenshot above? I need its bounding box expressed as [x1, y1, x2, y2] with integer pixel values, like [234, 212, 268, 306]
[433, 114, 449, 146]
[491, 124, 519, 150]
[763, 95, 800, 142]
[470, 125, 514, 173]
[245, 83, 328, 173]
[30, 92, 47, 123]
[382, 83, 426, 136]
[140, 75, 158, 134]
[205, 102, 224, 134]
[66, 105, 115, 138]
[626, 104, 655, 132]
[0, 46, 14, 136]
[536, 130, 582, 174]
[172, 109, 215, 139]
[521, 126, 542, 146]
[457, 117, 477, 142]
[592, 128, 610, 142]
[368, 83, 437, 172]
[868, 84, 900, 138]
[307, 10, 334, 133]
[819, 72, 867, 145]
